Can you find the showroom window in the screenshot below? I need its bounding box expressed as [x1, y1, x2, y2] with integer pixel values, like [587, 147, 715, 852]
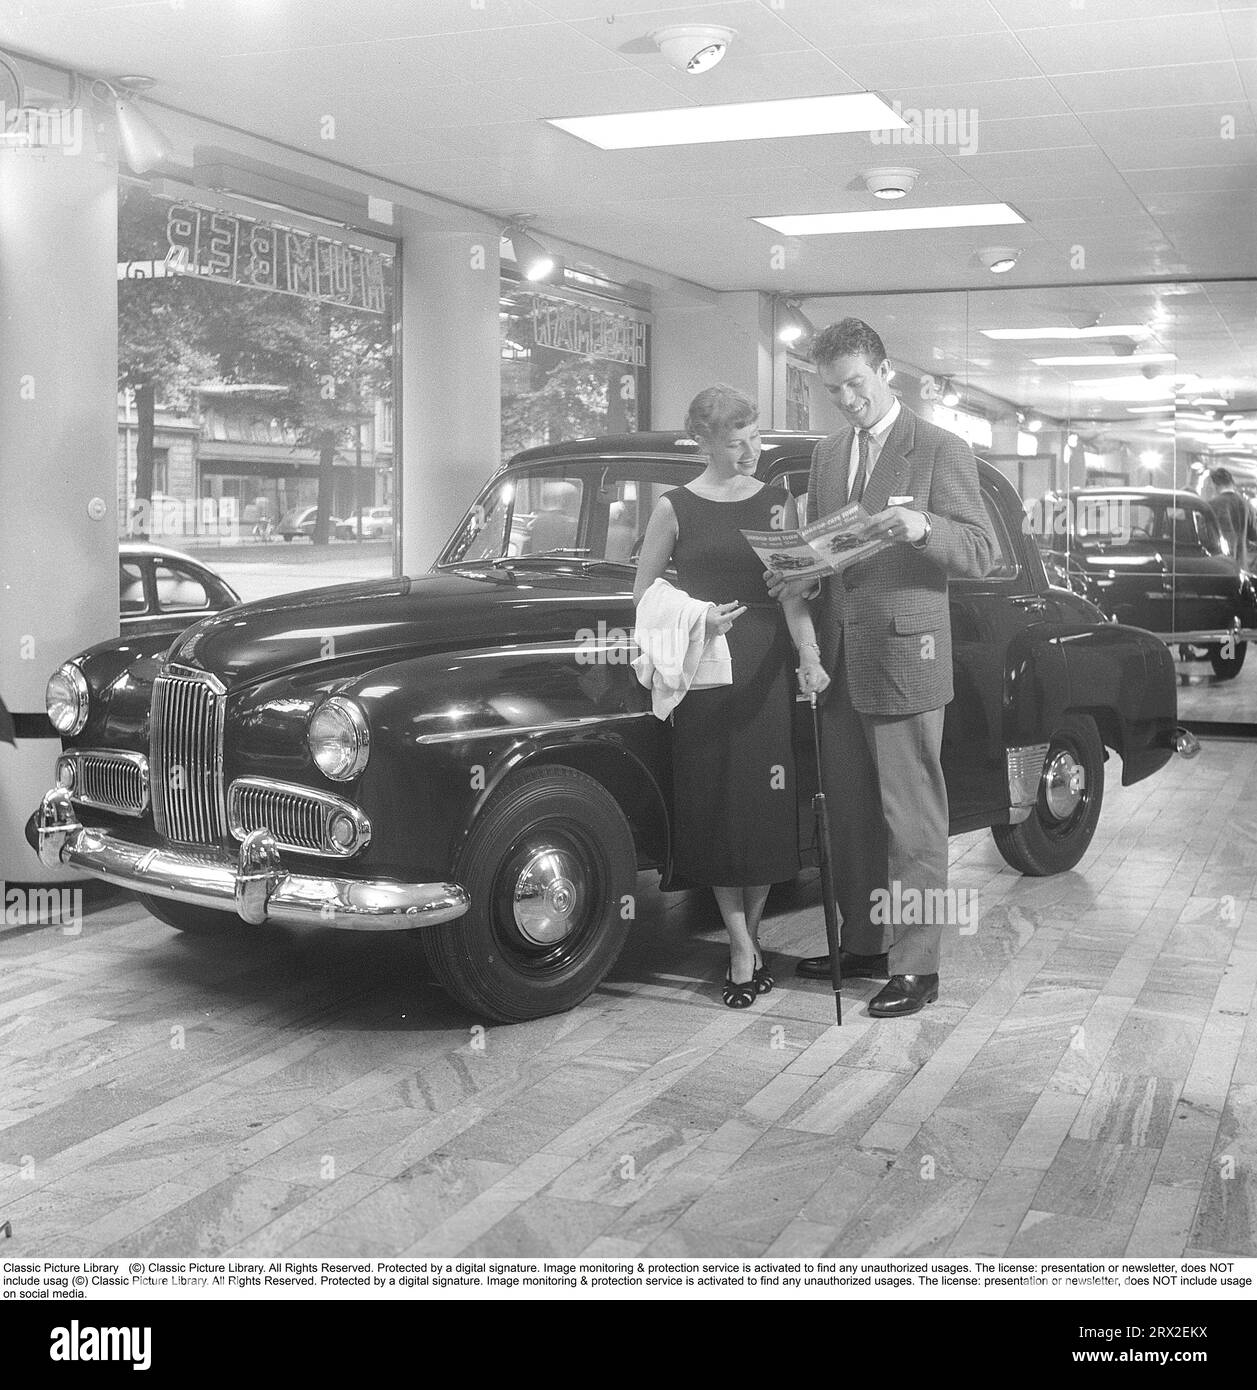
[117, 180, 399, 603]
[499, 267, 650, 462]
[821, 279, 1257, 725]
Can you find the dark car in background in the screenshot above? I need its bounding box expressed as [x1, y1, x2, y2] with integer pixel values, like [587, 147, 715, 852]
[278, 505, 354, 542]
[1038, 487, 1257, 679]
[34, 433, 1192, 1023]
[119, 542, 240, 639]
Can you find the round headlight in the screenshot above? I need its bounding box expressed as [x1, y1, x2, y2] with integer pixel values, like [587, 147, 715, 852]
[307, 697, 370, 781]
[46, 663, 88, 736]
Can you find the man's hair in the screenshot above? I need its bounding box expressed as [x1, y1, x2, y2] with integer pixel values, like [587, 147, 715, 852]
[685, 383, 758, 441]
[1209, 466, 1236, 489]
[810, 318, 887, 369]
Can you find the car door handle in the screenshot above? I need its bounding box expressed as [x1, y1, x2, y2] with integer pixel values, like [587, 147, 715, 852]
[1009, 595, 1048, 612]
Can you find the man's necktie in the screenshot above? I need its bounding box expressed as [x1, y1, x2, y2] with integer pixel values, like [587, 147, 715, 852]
[850, 429, 872, 504]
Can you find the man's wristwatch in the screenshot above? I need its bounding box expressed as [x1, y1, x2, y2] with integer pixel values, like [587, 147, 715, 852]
[911, 512, 933, 549]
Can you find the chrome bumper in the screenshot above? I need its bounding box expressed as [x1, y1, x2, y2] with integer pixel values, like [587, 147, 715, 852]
[31, 788, 469, 931]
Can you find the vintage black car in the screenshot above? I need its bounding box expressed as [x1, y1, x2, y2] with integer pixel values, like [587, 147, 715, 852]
[31, 433, 1194, 1022]
[119, 541, 241, 640]
[1038, 487, 1257, 680]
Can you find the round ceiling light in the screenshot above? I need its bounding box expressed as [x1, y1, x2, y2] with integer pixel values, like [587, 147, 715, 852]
[863, 167, 919, 199]
[651, 24, 736, 74]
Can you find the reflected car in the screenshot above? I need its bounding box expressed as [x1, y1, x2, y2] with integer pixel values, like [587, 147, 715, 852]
[32, 434, 1192, 1024]
[119, 542, 240, 640]
[345, 507, 395, 539]
[278, 506, 353, 541]
[1038, 487, 1257, 680]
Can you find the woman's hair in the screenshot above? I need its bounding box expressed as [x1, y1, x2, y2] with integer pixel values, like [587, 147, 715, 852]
[685, 384, 758, 442]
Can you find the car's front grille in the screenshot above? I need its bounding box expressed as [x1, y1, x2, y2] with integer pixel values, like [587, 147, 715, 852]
[227, 778, 371, 858]
[150, 667, 227, 844]
[80, 752, 147, 815]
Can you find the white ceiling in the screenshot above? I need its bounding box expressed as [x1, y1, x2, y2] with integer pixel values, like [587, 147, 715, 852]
[3, 0, 1255, 443]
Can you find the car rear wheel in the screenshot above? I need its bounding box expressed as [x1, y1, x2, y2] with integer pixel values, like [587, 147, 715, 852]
[991, 713, 1105, 876]
[1209, 641, 1246, 680]
[424, 765, 636, 1023]
[135, 892, 254, 936]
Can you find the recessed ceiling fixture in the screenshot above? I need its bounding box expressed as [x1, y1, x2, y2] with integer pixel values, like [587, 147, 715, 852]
[862, 167, 919, 199]
[981, 325, 1148, 340]
[650, 24, 736, 74]
[776, 298, 816, 346]
[978, 246, 1021, 273]
[755, 203, 1023, 235]
[92, 74, 170, 173]
[548, 92, 908, 150]
[503, 218, 561, 283]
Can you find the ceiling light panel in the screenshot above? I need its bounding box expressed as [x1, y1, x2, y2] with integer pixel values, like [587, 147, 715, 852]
[755, 203, 1024, 235]
[547, 93, 908, 150]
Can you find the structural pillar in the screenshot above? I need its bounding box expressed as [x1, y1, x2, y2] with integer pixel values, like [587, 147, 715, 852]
[0, 103, 118, 884]
[399, 216, 503, 573]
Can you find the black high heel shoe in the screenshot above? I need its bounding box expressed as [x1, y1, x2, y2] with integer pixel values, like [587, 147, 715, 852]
[752, 950, 774, 995]
[722, 967, 758, 1009]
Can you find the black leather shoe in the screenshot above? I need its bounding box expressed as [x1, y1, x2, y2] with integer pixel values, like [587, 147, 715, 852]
[869, 974, 939, 1017]
[796, 950, 889, 980]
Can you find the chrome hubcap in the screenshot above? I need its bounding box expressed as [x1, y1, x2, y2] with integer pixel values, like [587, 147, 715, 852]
[512, 845, 584, 945]
[1043, 750, 1086, 821]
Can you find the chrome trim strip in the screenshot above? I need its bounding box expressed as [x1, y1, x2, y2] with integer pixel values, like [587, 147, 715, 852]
[227, 777, 372, 857]
[414, 710, 651, 745]
[57, 749, 150, 818]
[1006, 742, 1050, 821]
[163, 662, 226, 696]
[32, 794, 467, 931]
[1160, 629, 1257, 645]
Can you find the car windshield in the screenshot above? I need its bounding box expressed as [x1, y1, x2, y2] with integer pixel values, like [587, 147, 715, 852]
[1075, 496, 1226, 557]
[439, 459, 706, 567]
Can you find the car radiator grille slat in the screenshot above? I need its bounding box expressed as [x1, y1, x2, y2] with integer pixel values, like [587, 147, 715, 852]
[232, 784, 327, 855]
[151, 673, 225, 845]
[78, 754, 146, 814]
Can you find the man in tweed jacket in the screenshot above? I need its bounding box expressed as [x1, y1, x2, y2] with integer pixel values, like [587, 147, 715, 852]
[771, 318, 996, 1016]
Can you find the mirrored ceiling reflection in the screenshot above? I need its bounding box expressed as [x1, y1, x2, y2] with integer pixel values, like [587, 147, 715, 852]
[811, 281, 1257, 724]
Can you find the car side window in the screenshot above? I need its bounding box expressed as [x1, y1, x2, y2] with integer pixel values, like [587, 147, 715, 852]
[980, 490, 1020, 579]
[154, 563, 210, 612]
[119, 560, 146, 614]
[770, 468, 811, 525]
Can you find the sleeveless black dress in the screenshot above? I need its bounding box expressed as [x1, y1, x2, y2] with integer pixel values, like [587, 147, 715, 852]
[666, 485, 800, 887]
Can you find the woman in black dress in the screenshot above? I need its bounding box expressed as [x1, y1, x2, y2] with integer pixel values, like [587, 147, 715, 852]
[634, 386, 829, 1006]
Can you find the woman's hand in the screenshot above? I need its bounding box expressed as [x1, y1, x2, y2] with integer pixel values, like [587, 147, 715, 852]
[704, 601, 746, 641]
[796, 656, 830, 696]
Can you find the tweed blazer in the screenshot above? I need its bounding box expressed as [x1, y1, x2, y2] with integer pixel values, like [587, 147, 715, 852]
[807, 403, 996, 716]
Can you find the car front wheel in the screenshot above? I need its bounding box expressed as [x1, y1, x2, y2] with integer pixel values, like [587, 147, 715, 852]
[1209, 641, 1246, 680]
[991, 713, 1105, 876]
[424, 765, 636, 1023]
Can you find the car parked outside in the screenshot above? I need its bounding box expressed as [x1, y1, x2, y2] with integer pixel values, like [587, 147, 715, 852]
[345, 506, 395, 539]
[34, 433, 1193, 1023]
[277, 505, 353, 542]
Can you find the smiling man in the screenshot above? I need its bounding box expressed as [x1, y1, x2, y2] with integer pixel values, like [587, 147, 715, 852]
[769, 318, 996, 1016]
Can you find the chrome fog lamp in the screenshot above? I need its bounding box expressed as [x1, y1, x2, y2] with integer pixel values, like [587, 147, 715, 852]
[46, 663, 89, 736]
[307, 697, 370, 781]
[56, 755, 77, 790]
[328, 810, 359, 850]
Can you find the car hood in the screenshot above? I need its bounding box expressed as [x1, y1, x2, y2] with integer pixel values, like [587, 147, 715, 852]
[160, 567, 632, 690]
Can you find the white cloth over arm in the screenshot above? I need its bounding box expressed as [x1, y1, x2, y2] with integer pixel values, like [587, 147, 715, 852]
[631, 577, 732, 720]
